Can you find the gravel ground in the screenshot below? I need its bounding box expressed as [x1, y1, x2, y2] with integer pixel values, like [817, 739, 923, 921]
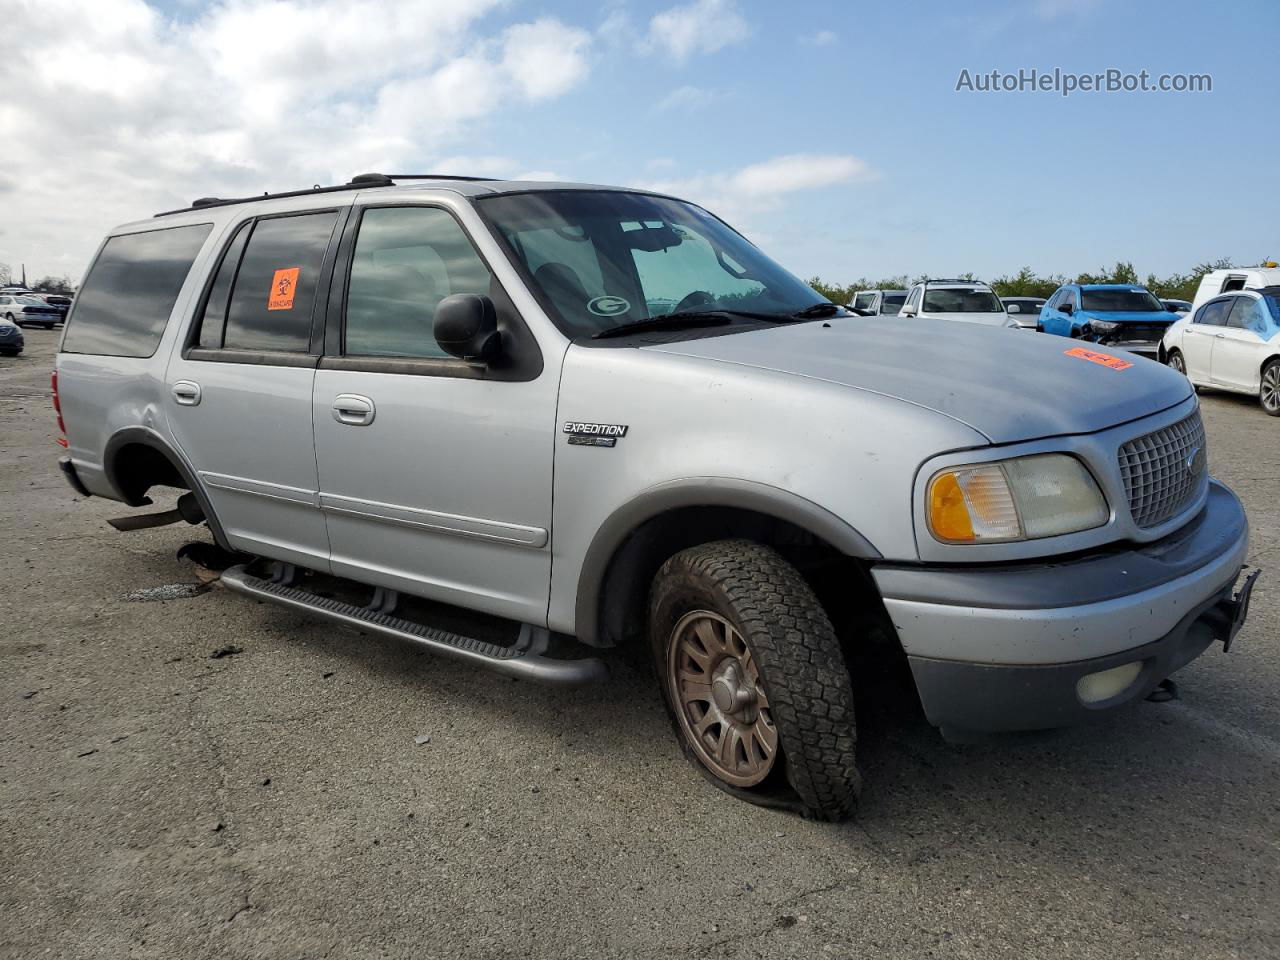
[2, 328, 1278, 959]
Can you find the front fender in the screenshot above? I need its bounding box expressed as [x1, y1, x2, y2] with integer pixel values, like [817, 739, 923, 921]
[572, 477, 882, 644]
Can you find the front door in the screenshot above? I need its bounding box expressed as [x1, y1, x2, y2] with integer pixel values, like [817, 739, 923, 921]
[1212, 296, 1266, 392]
[311, 203, 558, 626]
[166, 206, 346, 569]
[1182, 297, 1230, 383]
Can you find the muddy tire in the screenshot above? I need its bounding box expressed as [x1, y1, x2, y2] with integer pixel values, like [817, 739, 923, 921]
[648, 539, 860, 820]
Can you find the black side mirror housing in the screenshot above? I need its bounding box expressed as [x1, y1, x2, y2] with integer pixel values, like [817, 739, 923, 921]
[1060, 302, 1074, 316]
[434, 294, 501, 363]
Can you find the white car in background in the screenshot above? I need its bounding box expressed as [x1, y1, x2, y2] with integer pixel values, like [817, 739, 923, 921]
[849, 289, 908, 316]
[1000, 296, 1047, 329]
[1161, 286, 1280, 416]
[899, 279, 1014, 327]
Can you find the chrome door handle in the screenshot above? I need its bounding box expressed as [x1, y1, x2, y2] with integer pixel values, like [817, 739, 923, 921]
[332, 394, 375, 426]
[172, 380, 201, 406]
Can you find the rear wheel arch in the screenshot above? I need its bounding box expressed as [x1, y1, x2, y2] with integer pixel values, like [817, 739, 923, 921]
[574, 479, 882, 649]
[103, 427, 230, 548]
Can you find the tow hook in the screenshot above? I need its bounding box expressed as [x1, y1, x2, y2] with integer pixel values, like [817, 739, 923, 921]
[1204, 568, 1261, 653]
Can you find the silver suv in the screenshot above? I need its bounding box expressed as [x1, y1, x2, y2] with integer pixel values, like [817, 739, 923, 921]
[54, 175, 1256, 820]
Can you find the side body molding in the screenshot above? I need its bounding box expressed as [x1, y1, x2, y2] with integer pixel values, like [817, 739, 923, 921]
[572, 477, 882, 645]
[102, 426, 232, 550]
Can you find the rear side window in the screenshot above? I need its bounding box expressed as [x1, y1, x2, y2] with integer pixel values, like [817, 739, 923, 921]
[221, 211, 339, 352]
[194, 220, 252, 348]
[62, 223, 212, 357]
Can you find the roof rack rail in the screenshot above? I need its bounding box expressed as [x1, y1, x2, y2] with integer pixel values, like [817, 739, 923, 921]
[922, 277, 989, 285]
[154, 172, 499, 218]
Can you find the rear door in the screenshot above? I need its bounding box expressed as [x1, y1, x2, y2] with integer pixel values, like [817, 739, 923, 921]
[1212, 296, 1267, 391]
[165, 204, 347, 569]
[1183, 297, 1231, 382]
[310, 201, 558, 625]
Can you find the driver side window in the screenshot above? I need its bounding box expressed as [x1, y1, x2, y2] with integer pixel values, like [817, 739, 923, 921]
[344, 206, 494, 359]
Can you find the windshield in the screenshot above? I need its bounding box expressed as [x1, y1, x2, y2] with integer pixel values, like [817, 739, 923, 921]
[17, 296, 44, 305]
[922, 288, 1003, 313]
[475, 191, 829, 337]
[1080, 288, 1164, 312]
[879, 294, 906, 313]
[852, 293, 875, 310]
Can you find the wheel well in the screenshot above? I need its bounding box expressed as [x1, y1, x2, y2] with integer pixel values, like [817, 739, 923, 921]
[108, 441, 189, 505]
[1262, 354, 1280, 376]
[593, 506, 886, 653]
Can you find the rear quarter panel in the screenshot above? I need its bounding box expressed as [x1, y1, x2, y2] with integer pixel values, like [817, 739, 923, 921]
[56, 216, 228, 498]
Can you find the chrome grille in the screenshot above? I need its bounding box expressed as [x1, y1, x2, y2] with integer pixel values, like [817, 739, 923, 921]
[1117, 411, 1207, 528]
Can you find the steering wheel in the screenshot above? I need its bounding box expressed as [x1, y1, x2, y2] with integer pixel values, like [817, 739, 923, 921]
[673, 290, 714, 313]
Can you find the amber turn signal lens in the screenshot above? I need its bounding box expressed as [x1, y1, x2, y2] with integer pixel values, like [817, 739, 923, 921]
[928, 472, 976, 542]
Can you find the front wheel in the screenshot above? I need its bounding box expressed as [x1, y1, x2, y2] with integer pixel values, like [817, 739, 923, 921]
[1166, 349, 1200, 393]
[649, 540, 860, 820]
[1261, 359, 1280, 417]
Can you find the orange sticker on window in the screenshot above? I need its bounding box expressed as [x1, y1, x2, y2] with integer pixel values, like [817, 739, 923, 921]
[1064, 346, 1133, 370]
[267, 268, 300, 311]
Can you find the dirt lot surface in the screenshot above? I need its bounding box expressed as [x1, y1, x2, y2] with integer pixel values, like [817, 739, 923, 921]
[3, 328, 1278, 959]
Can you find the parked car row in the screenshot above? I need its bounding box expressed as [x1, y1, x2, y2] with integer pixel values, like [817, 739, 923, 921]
[844, 265, 1280, 416]
[0, 285, 73, 326]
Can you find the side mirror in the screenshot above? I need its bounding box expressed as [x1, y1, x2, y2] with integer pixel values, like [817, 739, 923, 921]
[901, 305, 916, 317]
[1060, 302, 1074, 316]
[434, 294, 501, 363]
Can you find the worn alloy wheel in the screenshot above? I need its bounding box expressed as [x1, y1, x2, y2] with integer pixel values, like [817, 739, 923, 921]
[649, 539, 860, 820]
[1167, 350, 1186, 375]
[1262, 360, 1280, 417]
[667, 610, 778, 787]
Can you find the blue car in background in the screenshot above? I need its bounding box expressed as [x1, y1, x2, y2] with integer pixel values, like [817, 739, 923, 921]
[1040, 283, 1178, 358]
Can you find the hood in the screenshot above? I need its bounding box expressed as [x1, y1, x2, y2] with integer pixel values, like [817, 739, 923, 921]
[1080, 310, 1176, 325]
[645, 317, 1193, 445]
[921, 311, 1009, 326]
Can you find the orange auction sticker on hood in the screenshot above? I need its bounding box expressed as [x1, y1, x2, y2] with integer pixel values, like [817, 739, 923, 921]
[1064, 346, 1133, 371]
[268, 268, 300, 311]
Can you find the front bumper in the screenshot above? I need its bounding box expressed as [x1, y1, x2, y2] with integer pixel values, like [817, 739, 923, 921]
[873, 480, 1253, 736]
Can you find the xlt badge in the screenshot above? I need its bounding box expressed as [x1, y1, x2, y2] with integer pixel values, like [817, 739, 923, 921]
[563, 421, 628, 448]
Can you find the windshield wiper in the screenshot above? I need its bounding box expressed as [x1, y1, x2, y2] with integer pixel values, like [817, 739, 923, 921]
[791, 302, 843, 318]
[593, 309, 775, 339]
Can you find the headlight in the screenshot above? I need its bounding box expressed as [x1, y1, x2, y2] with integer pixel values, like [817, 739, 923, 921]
[927, 453, 1108, 543]
[1084, 318, 1121, 336]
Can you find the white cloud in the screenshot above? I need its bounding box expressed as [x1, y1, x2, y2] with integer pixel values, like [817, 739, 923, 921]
[639, 153, 877, 233]
[502, 19, 592, 100]
[0, 0, 594, 281]
[654, 85, 724, 112]
[801, 29, 838, 46]
[641, 0, 750, 62]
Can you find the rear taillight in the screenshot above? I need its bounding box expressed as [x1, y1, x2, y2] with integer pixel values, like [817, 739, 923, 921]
[51, 370, 68, 447]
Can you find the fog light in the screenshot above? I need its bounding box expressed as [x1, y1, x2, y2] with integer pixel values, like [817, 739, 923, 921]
[1076, 661, 1144, 705]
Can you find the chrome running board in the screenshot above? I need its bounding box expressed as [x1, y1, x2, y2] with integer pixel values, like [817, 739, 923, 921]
[220, 565, 607, 687]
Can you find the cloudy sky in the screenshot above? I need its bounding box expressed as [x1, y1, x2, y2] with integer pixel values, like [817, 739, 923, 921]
[1, 0, 1277, 287]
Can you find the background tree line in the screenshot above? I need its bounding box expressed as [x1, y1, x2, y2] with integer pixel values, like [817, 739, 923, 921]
[808, 257, 1251, 306]
[0, 262, 76, 294]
